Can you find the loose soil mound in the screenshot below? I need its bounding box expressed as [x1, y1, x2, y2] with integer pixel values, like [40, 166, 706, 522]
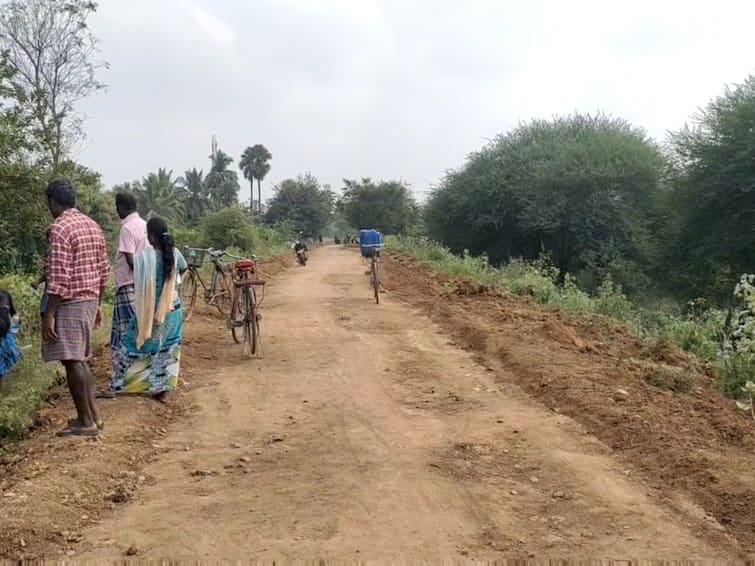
[383, 252, 755, 552]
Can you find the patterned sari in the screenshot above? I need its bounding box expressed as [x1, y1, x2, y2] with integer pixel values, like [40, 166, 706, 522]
[0, 333, 22, 379]
[113, 249, 186, 394]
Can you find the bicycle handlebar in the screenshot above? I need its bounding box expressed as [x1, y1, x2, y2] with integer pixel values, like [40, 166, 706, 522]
[183, 246, 257, 263]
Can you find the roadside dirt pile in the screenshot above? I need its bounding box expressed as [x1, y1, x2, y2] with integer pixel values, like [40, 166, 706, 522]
[384, 252, 755, 551]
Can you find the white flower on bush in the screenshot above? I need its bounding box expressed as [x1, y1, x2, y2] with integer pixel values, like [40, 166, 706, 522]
[723, 274, 755, 357]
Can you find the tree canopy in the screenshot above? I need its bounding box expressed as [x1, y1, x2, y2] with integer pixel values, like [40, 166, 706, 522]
[661, 75, 755, 301]
[339, 178, 418, 235]
[240, 144, 272, 215]
[265, 173, 334, 237]
[425, 114, 665, 291]
[0, 0, 106, 169]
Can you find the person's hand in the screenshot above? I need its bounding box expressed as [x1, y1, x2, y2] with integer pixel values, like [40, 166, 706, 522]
[30, 281, 39, 290]
[94, 306, 103, 329]
[42, 314, 57, 343]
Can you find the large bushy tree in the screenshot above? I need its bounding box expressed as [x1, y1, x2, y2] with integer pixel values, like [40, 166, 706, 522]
[425, 114, 665, 291]
[663, 75, 755, 301]
[339, 178, 418, 235]
[265, 173, 333, 237]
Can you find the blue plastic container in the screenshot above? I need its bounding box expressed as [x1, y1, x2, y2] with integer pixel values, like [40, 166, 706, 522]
[359, 229, 383, 257]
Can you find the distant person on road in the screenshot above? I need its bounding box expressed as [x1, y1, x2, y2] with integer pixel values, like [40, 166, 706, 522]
[42, 178, 110, 437]
[112, 217, 187, 403]
[99, 192, 150, 399]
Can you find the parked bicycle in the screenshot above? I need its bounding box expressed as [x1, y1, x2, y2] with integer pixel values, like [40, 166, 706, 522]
[359, 229, 383, 304]
[229, 255, 265, 357]
[180, 247, 234, 320]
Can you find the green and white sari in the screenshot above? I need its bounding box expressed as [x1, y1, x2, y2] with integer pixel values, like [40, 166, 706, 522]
[113, 249, 186, 394]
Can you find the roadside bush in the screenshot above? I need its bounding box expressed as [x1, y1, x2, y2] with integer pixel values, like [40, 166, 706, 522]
[0, 354, 60, 439]
[0, 273, 42, 332]
[202, 208, 259, 251]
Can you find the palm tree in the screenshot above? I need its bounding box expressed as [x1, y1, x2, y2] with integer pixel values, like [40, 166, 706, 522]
[134, 168, 186, 221]
[206, 148, 239, 209]
[184, 167, 210, 220]
[240, 144, 272, 216]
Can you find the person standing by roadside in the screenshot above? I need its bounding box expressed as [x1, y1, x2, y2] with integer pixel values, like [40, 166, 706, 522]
[99, 192, 149, 398]
[112, 217, 187, 402]
[42, 179, 110, 437]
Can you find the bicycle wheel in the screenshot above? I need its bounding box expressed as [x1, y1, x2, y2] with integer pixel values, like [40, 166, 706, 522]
[180, 270, 198, 320]
[209, 268, 232, 315]
[230, 286, 245, 344]
[371, 259, 380, 304]
[242, 287, 258, 357]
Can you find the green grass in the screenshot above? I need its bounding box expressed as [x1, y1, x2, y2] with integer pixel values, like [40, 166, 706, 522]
[0, 274, 113, 440]
[388, 235, 738, 394]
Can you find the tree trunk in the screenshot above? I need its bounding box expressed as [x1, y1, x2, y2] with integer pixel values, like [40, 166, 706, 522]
[249, 179, 254, 220]
[257, 178, 262, 216]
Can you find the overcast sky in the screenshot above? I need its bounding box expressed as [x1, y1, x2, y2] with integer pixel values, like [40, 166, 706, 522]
[78, 0, 755, 204]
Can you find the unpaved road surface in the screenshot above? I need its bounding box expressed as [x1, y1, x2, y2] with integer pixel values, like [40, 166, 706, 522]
[0, 246, 747, 560]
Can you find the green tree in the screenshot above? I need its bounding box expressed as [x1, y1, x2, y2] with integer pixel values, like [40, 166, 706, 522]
[239, 144, 272, 215]
[133, 168, 185, 222]
[339, 178, 418, 235]
[201, 207, 258, 251]
[663, 75, 755, 301]
[206, 148, 239, 209]
[0, 165, 47, 274]
[184, 167, 210, 221]
[57, 160, 119, 245]
[425, 113, 665, 291]
[0, 0, 106, 170]
[265, 173, 334, 236]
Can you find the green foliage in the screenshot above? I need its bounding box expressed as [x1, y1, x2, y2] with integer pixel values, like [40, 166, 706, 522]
[663, 75, 755, 301]
[339, 178, 418, 235]
[0, 272, 57, 439]
[201, 207, 257, 251]
[0, 351, 59, 439]
[0, 165, 48, 274]
[736, 381, 755, 419]
[390, 235, 724, 368]
[425, 113, 664, 288]
[133, 167, 186, 222]
[183, 168, 211, 222]
[239, 144, 272, 214]
[265, 173, 334, 237]
[206, 148, 240, 210]
[0, 0, 106, 169]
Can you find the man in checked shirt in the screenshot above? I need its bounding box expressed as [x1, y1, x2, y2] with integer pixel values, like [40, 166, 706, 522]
[42, 179, 110, 437]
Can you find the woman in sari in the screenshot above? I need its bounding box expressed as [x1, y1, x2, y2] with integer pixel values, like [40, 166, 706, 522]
[113, 217, 187, 402]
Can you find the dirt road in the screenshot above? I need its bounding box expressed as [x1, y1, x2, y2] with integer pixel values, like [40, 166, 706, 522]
[0, 246, 742, 560]
[68, 246, 724, 560]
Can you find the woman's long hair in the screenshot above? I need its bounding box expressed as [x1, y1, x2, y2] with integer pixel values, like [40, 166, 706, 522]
[147, 217, 174, 282]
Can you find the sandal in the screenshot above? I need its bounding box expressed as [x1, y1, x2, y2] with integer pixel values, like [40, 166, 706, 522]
[56, 424, 99, 437]
[68, 418, 104, 430]
[96, 388, 121, 399]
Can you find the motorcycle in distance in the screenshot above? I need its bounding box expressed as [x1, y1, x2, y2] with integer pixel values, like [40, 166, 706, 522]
[293, 240, 308, 266]
[296, 248, 308, 266]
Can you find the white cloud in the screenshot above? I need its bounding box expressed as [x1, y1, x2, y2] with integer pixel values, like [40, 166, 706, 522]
[186, 1, 235, 44]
